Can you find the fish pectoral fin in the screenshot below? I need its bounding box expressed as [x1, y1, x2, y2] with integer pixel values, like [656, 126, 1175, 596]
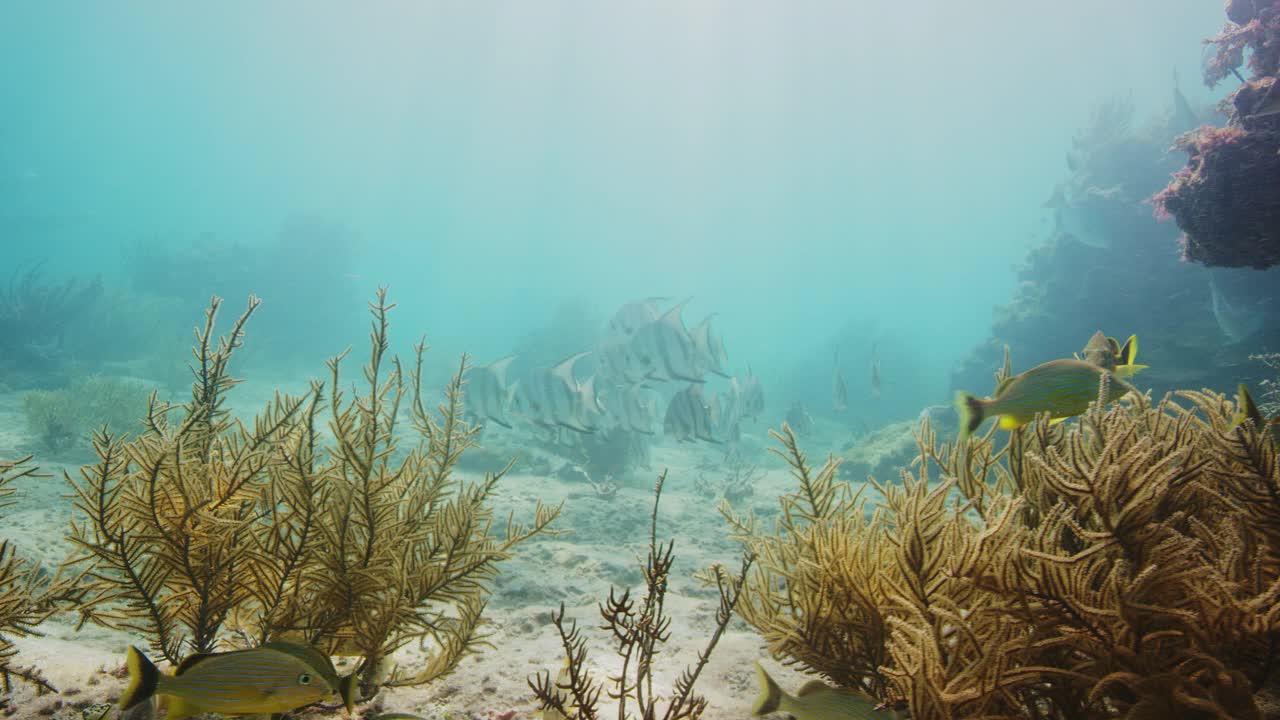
[164, 696, 197, 720]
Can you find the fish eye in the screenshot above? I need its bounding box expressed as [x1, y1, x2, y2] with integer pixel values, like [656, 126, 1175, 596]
[298, 672, 312, 685]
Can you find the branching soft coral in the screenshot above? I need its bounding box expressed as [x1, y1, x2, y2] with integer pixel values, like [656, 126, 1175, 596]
[63, 290, 560, 705]
[727, 371, 1280, 718]
[529, 471, 753, 720]
[0, 457, 74, 697]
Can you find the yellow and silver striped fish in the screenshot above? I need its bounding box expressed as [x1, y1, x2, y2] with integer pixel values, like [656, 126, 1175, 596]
[752, 663, 907, 720]
[1076, 331, 1147, 378]
[1234, 383, 1280, 444]
[956, 358, 1137, 439]
[120, 643, 356, 720]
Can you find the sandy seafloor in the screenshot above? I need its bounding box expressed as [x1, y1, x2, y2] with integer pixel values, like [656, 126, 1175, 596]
[0, 376, 892, 720]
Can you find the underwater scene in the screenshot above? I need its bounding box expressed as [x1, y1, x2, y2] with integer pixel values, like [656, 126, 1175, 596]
[4, 2, 1280, 719]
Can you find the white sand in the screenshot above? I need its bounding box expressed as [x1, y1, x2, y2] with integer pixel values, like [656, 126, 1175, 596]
[0, 383, 855, 720]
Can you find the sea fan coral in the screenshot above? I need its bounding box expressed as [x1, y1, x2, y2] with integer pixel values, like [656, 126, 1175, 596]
[726, 376, 1280, 717]
[0, 457, 73, 697]
[63, 291, 560, 701]
[529, 471, 753, 720]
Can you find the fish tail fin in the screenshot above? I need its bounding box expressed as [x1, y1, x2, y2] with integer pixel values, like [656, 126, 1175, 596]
[121, 646, 161, 712]
[1118, 334, 1138, 365]
[1113, 363, 1148, 379]
[1234, 383, 1262, 429]
[751, 663, 785, 717]
[955, 392, 985, 439]
[338, 673, 359, 714]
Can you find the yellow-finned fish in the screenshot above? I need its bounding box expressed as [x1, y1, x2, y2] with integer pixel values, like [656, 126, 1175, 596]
[955, 358, 1137, 439]
[120, 642, 356, 720]
[535, 659, 576, 720]
[1076, 331, 1147, 378]
[1233, 383, 1280, 442]
[752, 663, 907, 719]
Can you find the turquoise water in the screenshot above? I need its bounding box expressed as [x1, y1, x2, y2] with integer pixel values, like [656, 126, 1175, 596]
[3, 3, 1273, 717]
[2, 2, 1225, 409]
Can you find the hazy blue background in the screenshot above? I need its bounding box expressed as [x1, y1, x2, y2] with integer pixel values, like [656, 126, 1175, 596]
[0, 1, 1227, 418]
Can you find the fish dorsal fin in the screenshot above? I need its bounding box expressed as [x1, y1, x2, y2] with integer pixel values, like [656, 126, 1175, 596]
[175, 651, 217, 675]
[551, 351, 591, 385]
[580, 375, 603, 411]
[795, 680, 832, 697]
[994, 376, 1015, 396]
[1084, 330, 1108, 350]
[259, 641, 336, 678]
[1118, 334, 1137, 366]
[659, 298, 692, 333]
[487, 355, 518, 385]
[691, 314, 713, 348]
[752, 663, 785, 717]
[1105, 336, 1121, 356]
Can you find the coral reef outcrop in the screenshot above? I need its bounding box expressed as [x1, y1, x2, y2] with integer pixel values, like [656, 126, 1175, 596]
[1153, 0, 1280, 268]
[836, 418, 919, 485]
[21, 375, 149, 454]
[0, 263, 102, 388]
[123, 218, 367, 368]
[952, 94, 1280, 403]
